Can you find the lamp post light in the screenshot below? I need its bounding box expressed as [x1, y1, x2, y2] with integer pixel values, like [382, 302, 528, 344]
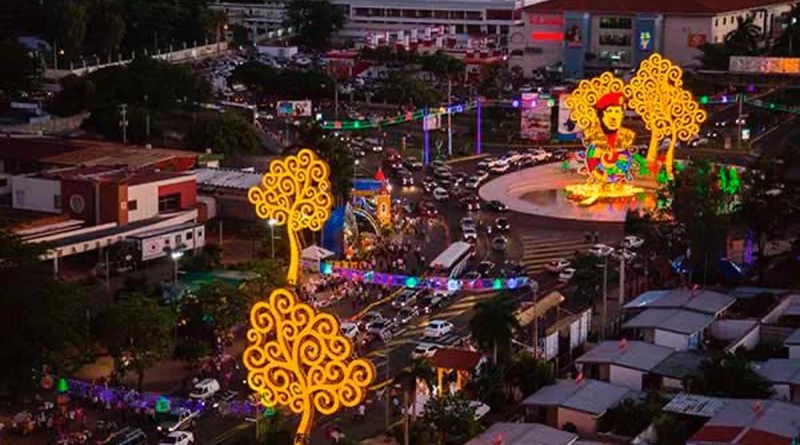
[353, 159, 360, 183]
[268, 219, 277, 259]
[164, 245, 186, 283]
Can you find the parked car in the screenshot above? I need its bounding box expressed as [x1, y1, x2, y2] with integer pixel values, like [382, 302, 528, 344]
[490, 161, 511, 174]
[487, 200, 508, 212]
[189, 378, 220, 400]
[494, 217, 510, 232]
[588, 244, 615, 257]
[460, 196, 481, 211]
[424, 320, 454, 338]
[411, 343, 440, 359]
[433, 187, 450, 202]
[491, 235, 508, 252]
[157, 408, 199, 434]
[341, 322, 360, 339]
[474, 170, 489, 182]
[546, 259, 571, 273]
[394, 306, 420, 324]
[158, 431, 194, 445]
[465, 177, 481, 190]
[558, 267, 576, 282]
[477, 158, 495, 170]
[391, 290, 418, 309]
[418, 294, 444, 314]
[462, 227, 478, 242]
[622, 236, 644, 249]
[404, 157, 423, 170]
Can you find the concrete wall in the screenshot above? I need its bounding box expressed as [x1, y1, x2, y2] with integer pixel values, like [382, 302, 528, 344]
[661, 16, 711, 67]
[0, 113, 88, 136]
[790, 346, 800, 359]
[762, 294, 800, 324]
[725, 324, 760, 353]
[12, 176, 62, 213]
[556, 407, 598, 437]
[663, 377, 683, 391]
[508, 12, 564, 76]
[609, 365, 643, 391]
[127, 183, 159, 223]
[655, 329, 689, 351]
[711, 319, 758, 340]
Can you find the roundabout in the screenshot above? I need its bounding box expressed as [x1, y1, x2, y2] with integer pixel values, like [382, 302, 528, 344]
[478, 163, 658, 223]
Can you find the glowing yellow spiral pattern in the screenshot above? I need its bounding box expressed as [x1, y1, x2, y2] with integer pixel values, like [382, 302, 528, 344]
[564, 71, 625, 135]
[244, 288, 375, 443]
[247, 148, 333, 233]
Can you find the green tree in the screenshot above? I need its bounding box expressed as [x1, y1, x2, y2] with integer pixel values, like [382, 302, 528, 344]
[184, 112, 261, 155]
[772, 4, 800, 56]
[375, 71, 442, 107]
[85, 0, 126, 57]
[601, 392, 665, 437]
[685, 352, 774, 398]
[97, 294, 175, 391]
[394, 358, 435, 421]
[231, 24, 251, 47]
[507, 352, 554, 397]
[180, 281, 248, 344]
[46, 0, 87, 60]
[243, 258, 286, 296]
[293, 124, 354, 205]
[422, 395, 481, 445]
[229, 61, 277, 97]
[571, 253, 604, 305]
[695, 43, 734, 70]
[419, 51, 465, 79]
[0, 39, 41, 96]
[469, 296, 519, 364]
[285, 0, 345, 49]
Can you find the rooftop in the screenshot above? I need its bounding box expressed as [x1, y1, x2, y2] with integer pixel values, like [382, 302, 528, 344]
[522, 379, 639, 415]
[623, 308, 714, 334]
[524, 0, 793, 15]
[194, 167, 264, 191]
[785, 328, 800, 345]
[35, 166, 194, 186]
[663, 393, 728, 418]
[651, 350, 708, 379]
[688, 399, 800, 445]
[464, 422, 578, 445]
[753, 359, 800, 384]
[575, 341, 674, 372]
[429, 348, 484, 371]
[624, 289, 736, 316]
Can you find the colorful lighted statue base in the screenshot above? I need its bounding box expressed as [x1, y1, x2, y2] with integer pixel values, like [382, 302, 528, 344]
[564, 54, 706, 206]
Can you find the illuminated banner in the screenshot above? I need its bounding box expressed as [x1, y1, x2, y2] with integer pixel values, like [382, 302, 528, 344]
[520, 93, 552, 141]
[557, 94, 578, 140]
[730, 56, 800, 74]
[277, 100, 312, 117]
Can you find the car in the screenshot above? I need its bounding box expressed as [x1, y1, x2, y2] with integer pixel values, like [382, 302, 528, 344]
[391, 290, 418, 309]
[462, 227, 478, 242]
[361, 311, 384, 326]
[423, 179, 439, 194]
[211, 390, 237, 410]
[437, 177, 454, 190]
[622, 235, 644, 249]
[108, 427, 148, 445]
[500, 260, 525, 277]
[433, 187, 450, 201]
[477, 158, 495, 170]
[490, 161, 511, 174]
[491, 235, 508, 252]
[494, 217, 510, 232]
[690, 137, 710, 147]
[366, 320, 393, 336]
[476, 260, 495, 277]
[387, 160, 403, 171]
[341, 322, 360, 339]
[588, 244, 615, 257]
[372, 145, 384, 153]
[612, 249, 638, 263]
[417, 294, 444, 314]
[411, 343, 441, 359]
[507, 150, 522, 162]
[386, 149, 401, 162]
[515, 154, 536, 168]
[420, 201, 438, 217]
[487, 200, 508, 212]
[399, 171, 415, 186]
[433, 167, 452, 180]
[474, 170, 489, 183]
[460, 196, 481, 211]
[189, 378, 220, 400]
[465, 177, 481, 190]
[428, 160, 447, 171]
[352, 148, 366, 158]
[520, 84, 533, 93]
[404, 157, 423, 170]
[558, 267, 576, 282]
[546, 259, 571, 273]
[394, 306, 420, 324]
[528, 149, 552, 163]
[460, 216, 476, 231]
[157, 408, 199, 434]
[424, 320, 454, 338]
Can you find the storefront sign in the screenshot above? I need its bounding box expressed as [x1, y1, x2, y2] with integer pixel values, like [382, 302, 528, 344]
[529, 15, 564, 26]
[730, 56, 800, 74]
[565, 24, 583, 47]
[687, 34, 706, 47]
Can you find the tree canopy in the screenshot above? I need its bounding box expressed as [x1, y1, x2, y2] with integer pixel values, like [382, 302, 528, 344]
[285, 0, 344, 49]
[0, 39, 41, 97]
[686, 352, 774, 399]
[469, 295, 519, 364]
[229, 62, 335, 100]
[184, 111, 262, 155]
[422, 395, 481, 445]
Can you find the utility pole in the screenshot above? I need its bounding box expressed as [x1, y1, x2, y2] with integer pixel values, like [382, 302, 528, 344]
[118, 104, 129, 144]
[619, 255, 626, 308]
[447, 78, 453, 157]
[144, 94, 151, 143]
[105, 248, 111, 296]
[601, 256, 608, 341]
[403, 390, 409, 445]
[736, 94, 744, 150]
[334, 79, 340, 120]
[53, 42, 58, 70]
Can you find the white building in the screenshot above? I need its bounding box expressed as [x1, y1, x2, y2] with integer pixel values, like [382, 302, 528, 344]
[509, 0, 795, 78]
[575, 341, 675, 391]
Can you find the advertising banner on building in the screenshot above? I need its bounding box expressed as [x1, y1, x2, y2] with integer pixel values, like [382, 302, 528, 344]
[277, 100, 312, 117]
[557, 94, 579, 141]
[423, 113, 441, 131]
[730, 56, 800, 74]
[520, 93, 551, 141]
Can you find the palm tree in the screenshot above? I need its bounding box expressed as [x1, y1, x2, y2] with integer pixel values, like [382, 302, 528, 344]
[725, 16, 762, 55]
[393, 358, 435, 422]
[772, 5, 800, 55]
[469, 296, 519, 364]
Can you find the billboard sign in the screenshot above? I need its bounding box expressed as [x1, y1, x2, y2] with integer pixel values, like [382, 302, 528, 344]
[557, 94, 579, 140]
[520, 93, 551, 141]
[730, 56, 800, 74]
[277, 100, 312, 117]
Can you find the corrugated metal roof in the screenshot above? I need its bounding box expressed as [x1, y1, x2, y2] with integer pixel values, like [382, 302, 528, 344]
[785, 328, 800, 346]
[623, 308, 714, 334]
[193, 168, 263, 190]
[575, 341, 674, 372]
[464, 423, 578, 445]
[624, 289, 735, 315]
[522, 379, 639, 415]
[663, 393, 728, 417]
[753, 359, 800, 384]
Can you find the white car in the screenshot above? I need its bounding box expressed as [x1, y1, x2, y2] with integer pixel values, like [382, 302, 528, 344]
[546, 259, 571, 273]
[432, 187, 449, 201]
[189, 378, 220, 400]
[490, 162, 510, 174]
[588, 244, 615, 257]
[529, 149, 552, 162]
[612, 249, 638, 263]
[474, 170, 489, 182]
[460, 216, 476, 231]
[341, 322, 360, 339]
[476, 158, 495, 170]
[622, 236, 644, 249]
[462, 227, 478, 242]
[491, 235, 508, 252]
[411, 343, 441, 359]
[361, 311, 384, 326]
[465, 177, 481, 190]
[424, 320, 454, 338]
[159, 431, 194, 445]
[558, 267, 576, 283]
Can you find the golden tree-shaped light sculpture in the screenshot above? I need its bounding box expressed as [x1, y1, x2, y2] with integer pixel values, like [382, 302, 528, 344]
[565, 71, 626, 137]
[625, 53, 707, 174]
[244, 288, 375, 445]
[247, 148, 333, 285]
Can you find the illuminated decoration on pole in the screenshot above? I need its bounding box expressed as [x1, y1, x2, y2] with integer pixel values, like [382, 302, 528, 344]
[247, 149, 333, 285]
[156, 396, 171, 413]
[243, 288, 375, 445]
[564, 72, 644, 205]
[624, 53, 707, 173]
[57, 377, 69, 393]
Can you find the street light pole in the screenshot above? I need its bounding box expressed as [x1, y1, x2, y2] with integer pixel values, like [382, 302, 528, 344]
[268, 219, 276, 259]
[619, 254, 626, 307]
[353, 159, 359, 184]
[447, 78, 453, 157]
[601, 256, 608, 341]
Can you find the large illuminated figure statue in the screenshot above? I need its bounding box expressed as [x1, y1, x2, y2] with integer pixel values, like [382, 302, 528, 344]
[583, 91, 636, 185]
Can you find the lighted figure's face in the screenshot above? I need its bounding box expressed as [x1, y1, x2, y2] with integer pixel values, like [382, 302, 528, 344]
[601, 105, 624, 131]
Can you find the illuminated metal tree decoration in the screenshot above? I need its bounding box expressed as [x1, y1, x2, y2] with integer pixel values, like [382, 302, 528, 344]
[625, 53, 707, 174]
[247, 148, 333, 285]
[565, 71, 626, 136]
[243, 288, 375, 445]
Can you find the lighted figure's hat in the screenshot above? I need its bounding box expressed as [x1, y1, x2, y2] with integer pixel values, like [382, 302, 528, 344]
[374, 168, 386, 182]
[595, 91, 624, 110]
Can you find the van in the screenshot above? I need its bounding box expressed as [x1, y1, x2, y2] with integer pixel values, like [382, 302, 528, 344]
[189, 378, 221, 400]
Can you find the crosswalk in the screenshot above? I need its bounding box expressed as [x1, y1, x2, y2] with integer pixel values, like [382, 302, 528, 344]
[519, 234, 594, 274]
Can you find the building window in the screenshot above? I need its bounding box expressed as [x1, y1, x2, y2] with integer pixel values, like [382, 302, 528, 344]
[54, 195, 61, 209]
[599, 33, 632, 46]
[715, 18, 718, 26]
[158, 193, 181, 212]
[0, 179, 7, 187]
[598, 17, 632, 29]
[723, 17, 726, 25]
[128, 200, 138, 211]
[186, 231, 193, 240]
[197, 229, 204, 238]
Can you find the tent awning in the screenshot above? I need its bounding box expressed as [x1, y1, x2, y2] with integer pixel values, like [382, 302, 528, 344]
[301, 245, 335, 261]
[516, 291, 565, 327]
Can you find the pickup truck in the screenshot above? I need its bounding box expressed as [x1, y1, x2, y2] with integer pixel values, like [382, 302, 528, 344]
[157, 408, 199, 434]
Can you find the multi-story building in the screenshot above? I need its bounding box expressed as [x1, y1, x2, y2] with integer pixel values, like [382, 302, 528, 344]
[508, 0, 795, 78]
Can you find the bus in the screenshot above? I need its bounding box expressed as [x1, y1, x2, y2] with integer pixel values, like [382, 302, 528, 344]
[429, 241, 474, 278]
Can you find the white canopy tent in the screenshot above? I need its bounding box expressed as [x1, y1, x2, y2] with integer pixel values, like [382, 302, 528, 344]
[301, 245, 335, 272]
